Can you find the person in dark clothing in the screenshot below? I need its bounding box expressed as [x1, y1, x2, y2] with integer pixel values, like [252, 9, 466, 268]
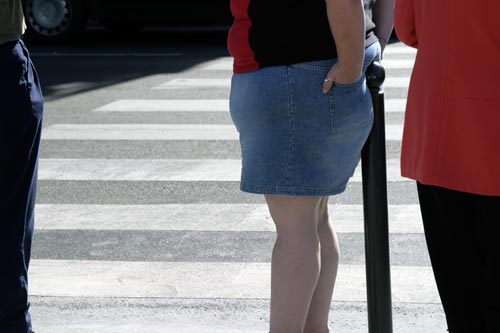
[0, 1, 44, 332]
[228, 0, 393, 331]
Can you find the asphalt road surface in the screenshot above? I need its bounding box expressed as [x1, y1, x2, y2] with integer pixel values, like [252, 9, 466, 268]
[26, 29, 447, 332]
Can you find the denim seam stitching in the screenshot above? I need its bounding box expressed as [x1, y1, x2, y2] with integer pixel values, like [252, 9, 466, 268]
[328, 90, 335, 136]
[240, 182, 347, 196]
[284, 66, 295, 187]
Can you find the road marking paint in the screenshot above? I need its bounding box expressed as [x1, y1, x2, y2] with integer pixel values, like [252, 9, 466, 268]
[382, 59, 415, 69]
[41, 124, 240, 141]
[94, 98, 406, 113]
[29, 260, 439, 303]
[35, 204, 423, 233]
[383, 46, 417, 55]
[40, 124, 404, 141]
[37, 158, 407, 182]
[202, 58, 415, 71]
[386, 99, 407, 112]
[153, 78, 231, 89]
[94, 99, 230, 112]
[153, 77, 410, 89]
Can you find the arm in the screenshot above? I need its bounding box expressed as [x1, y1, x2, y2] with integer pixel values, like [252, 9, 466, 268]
[372, 0, 395, 53]
[394, 0, 418, 48]
[323, 0, 365, 93]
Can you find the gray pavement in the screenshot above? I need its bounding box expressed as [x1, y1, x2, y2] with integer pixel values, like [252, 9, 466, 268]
[30, 298, 446, 333]
[28, 30, 446, 332]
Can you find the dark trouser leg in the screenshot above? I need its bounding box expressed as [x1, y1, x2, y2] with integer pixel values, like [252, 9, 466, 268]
[474, 195, 500, 332]
[417, 183, 484, 333]
[0, 39, 43, 333]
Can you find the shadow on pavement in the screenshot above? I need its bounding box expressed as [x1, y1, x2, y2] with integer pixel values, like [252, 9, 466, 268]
[27, 28, 231, 101]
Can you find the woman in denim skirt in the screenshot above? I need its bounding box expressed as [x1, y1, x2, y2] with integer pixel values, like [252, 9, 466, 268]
[228, 0, 393, 331]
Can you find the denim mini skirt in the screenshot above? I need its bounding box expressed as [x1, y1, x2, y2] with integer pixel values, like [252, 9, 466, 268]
[230, 42, 381, 196]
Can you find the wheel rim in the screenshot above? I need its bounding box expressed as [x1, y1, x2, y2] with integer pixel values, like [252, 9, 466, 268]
[26, 0, 72, 37]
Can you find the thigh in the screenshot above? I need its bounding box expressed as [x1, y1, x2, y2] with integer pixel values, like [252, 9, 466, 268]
[0, 41, 43, 211]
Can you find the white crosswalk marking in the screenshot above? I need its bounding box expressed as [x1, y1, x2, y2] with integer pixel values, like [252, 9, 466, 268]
[94, 99, 230, 112]
[35, 204, 423, 233]
[153, 76, 411, 89]
[94, 98, 407, 113]
[35, 42, 444, 331]
[383, 46, 417, 54]
[41, 124, 404, 141]
[38, 158, 408, 182]
[202, 58, 415, 71]
[29, 260, 439, 303]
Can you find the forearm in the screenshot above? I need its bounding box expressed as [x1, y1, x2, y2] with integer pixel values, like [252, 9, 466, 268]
[373, 0, 395, 51]
[327, 0, 365, 78]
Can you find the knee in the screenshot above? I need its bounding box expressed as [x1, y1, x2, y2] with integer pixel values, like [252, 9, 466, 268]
[265, 195, 323, 232]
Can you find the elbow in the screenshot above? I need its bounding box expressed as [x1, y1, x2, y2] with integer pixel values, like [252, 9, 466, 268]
[394, 0, 418, 48]
[394, 24, 418, 48]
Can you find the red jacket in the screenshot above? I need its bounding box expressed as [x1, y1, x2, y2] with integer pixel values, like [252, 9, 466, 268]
[395, 0, 500, 196]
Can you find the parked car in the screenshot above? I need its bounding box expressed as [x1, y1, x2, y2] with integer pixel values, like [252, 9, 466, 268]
[22, 0, 233, 42]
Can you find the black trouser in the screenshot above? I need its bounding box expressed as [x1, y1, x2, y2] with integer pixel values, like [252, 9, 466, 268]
[0, 39, 43, 333]
[417, 182, 500, 333]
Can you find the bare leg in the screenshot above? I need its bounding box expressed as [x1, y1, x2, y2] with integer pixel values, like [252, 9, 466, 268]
[266, 195, 324, 333]
[304, 196, 340, 333]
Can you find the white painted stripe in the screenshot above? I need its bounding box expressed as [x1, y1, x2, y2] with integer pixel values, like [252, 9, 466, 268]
[153, 77, 410, 89]
[385, 99, 407, 112]
[31, 52, 183, 57]
[386, 124, 404, 140]
[384, 77, 411, 88]
[153, 78, 230, 89]
[37, 158, 407, 182]
[29, 260, 440, 303]
[384, 46, 417, 55]
[94, 98, 406, 113]
[38, 159, 242, 181]
[41, 124, 240, 141]
[202, 58, 415, 71]
[35, 204, 423, 233]
[382, 59, 415, 69]
[41, 124, 403, 141]
[200, 58, 233, 71]
[94, 99, 229, 112]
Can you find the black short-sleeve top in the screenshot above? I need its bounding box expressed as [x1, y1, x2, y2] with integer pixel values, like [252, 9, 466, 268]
[228, 0, 378, 73]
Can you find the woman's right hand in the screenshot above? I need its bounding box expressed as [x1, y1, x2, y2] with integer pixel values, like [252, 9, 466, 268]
[322, 62, 362, 93]
[324, 0, 365, 93]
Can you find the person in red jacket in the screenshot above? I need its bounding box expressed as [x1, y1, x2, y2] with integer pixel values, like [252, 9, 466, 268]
[395, 0, 500, 331]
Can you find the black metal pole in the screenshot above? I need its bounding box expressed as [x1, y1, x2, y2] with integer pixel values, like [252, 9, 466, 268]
[362, 62, 393, 333]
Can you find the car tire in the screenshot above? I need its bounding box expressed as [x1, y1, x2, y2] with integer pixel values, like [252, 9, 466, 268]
[23, 0, 87, 42]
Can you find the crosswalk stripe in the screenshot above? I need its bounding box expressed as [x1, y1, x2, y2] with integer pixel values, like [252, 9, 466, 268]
[383, 45, 417, 55]
[93, 98, 407, 113]
[41, 124, 404, 141]
[35, 204, 423, 233]
[152, 77, 411, 89]
[202, 58, 415, 71]
[94, 99, 230, 112]
[386, 98, 407, 112]
[29, 260, 439, 303]
[38, 158, 407, 182]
